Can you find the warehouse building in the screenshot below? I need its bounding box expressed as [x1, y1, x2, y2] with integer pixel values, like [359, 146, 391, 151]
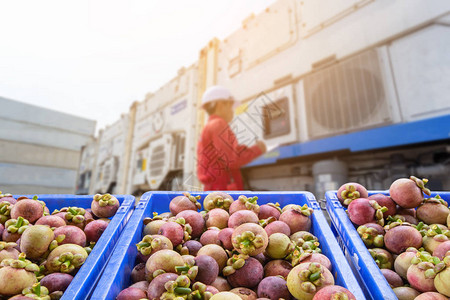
[0, 96, 96, 194]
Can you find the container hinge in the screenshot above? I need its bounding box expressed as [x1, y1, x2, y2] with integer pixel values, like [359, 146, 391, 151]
[136, 201, 146, 209]
[332, 201, 342, 209]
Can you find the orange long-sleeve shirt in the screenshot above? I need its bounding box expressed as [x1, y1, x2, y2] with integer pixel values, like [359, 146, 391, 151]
[197, 115, 262, 191]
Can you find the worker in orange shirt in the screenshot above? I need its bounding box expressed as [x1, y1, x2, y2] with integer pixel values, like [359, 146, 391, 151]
[197, 86, 266, 191]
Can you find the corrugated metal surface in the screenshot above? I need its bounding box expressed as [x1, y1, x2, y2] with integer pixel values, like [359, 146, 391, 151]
[0, 184, 73, 195]
[0, 97, 96, 136]
[0, 118, 92, 151]
[0, 163, 77, 191]
[0, 139, 80, 169]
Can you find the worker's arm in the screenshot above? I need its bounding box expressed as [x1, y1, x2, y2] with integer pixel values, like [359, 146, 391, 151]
[210, 119, 263, 169]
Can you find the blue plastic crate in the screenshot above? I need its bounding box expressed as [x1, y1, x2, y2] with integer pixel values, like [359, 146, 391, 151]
[13, 194, 135, 300]
[91, 191, 366, 300]
[325, 190, 450, 300]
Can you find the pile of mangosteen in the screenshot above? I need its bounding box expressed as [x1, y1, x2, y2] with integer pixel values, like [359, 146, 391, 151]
[0, 192, 119, 299]
[338, 176, 450, 299]
[118, 192, 356, 300]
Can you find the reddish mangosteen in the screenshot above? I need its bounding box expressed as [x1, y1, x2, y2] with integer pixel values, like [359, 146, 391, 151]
[0, 192, 17, 205]
[158, 219, 187, 247]
[394, 248, 419, 279]
[84, 219, 109, 243]
[130, 281, 148, 292]
[205, 208, 229, 230]
[230, 287, 257, 300]
[433, 241, 450, 260]
[116, 287, 147, 300]
[312, 285, 356, 300]
[232, 223, 268, 256]
[417, 195, 449, 225]
[406, 253, 442, 293]
[228, 210, 259, 228]
[369, 248, 394, 269]
[40, 273, 73, 293]
[337, 182, 368, 206]
[53, 225, 86, 247]
[181, 240, 202, 256]
[147, 273, 178, 299]
[35, 215, 66, 228]
[145, 250, 184, 281]
[203, 192, 234, 212]
[357, 223, 385, 248]
[210, 276, 231, 292]
[369, 193, 397, 217]
[347, 198, 386, 226]
[200, 228, 221, 246]
[279, 204, 313, 233]
[257, 276, 290, 300]
[0, 242, 19, 262]
[11, 197, 43, 224]
[389, 176, 431, 208]
[131, 263, 146, 283]
[392, 286, 420, 299]
[258, 203, 282, 220]
[423, 224, 449, 254]
[194, 255, 219, 285]
[223, 255, 264, 288]
[218, 228, 234, 250]
[136, 235, 173, 262]
[263, 259, 292, 278]
[169, 192, 201, 215]
[380, 268, 403, 287]
[176, 210, 205, 239]
[229, 195, 259, 215]
[91, 194, 119, 218]
[384, 223, 423, 254]
[196, 244, 228, 271]
[415, 292, 448, 300]
[295, 252, 332, 271]
[264, 220, 290, 237]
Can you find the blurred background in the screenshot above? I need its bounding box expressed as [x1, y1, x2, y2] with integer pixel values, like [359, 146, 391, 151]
[1, 0, 449, 197]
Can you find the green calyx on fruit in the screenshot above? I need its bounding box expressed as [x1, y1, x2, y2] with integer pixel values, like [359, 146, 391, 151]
[0, 242, 17, 251]
[22, 282, 50, 300]
[172, 217, 192, 242]
[84, 242, 96, 254]
[290, 204, 314, 217]
[259, 216, 276, 227]
[161, 275, 192, 299]
[49, 251, 86, 273]
[188, 282, 213, 300]
[0, 191, 13, 198]
[175, 262, 198, 281]
[93, 193, 118, 207]
[368, 200, 388, 226]
[369, 249, 392, 269]
[183, 192, 202, 210]
[357, 225, 384, 248]
[237, 195, 260, 213]
[222, 253, 249, 276]
[267, 202, 282, 213]
[143, 212, 166, 225]
[329, 292, 350, 300]
[421, 195, 448, 206]
[137, 235, 165, 256]
[410, 251, 445, 278]
[341, 184, 361, 206]
[5, 217, 30, 234]
[425, 224, 450, 240]
[1, 253, 39, 272]
[290, 247, 316, 267]
[0, 201, 12, 224]
[233, 230, 265, 255]
[410, 176, 431, 196]
[53, 207, 86, 224]
[292, 234, 321, 253]
[298, 262, 326, 293]
[49, 235, 66, 252]
[204, 195, 233, 212]
[31, 195, 49, 216]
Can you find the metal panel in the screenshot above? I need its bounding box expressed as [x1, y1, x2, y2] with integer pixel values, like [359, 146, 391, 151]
[0, 163, 77, 189]
[300, 0, 373, 37]
[0, 119, 92, 151]
[0, 97, 95, 136]
[0, 139, 80, 169]
[0, 184, 73, 195]
[389, 24, 450, 121]
[303, 48, 393, 139]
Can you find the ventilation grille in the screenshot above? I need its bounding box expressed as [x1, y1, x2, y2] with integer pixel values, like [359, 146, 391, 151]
[150, 145, 165, 177]
[304, 49, 392, 139]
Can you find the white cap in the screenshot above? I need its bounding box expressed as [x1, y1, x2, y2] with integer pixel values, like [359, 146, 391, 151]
[201, 86, 236, 108]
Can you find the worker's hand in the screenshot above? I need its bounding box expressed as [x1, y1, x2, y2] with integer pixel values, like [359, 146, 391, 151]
[256, 140, 266, 154]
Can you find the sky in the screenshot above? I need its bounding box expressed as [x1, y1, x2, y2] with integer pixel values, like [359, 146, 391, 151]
[0, 0, 275, 133]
